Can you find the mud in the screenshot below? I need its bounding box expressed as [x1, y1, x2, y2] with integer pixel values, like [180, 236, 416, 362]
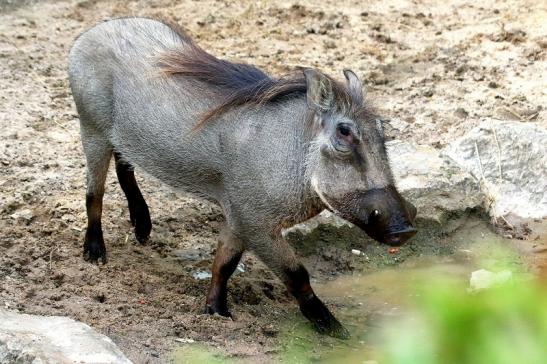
[1, 0, 546, 362]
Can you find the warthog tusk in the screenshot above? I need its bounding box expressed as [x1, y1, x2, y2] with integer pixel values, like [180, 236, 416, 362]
[311, 176, 340, 214]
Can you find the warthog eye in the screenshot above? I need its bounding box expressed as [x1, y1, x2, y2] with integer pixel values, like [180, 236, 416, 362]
[330, 122, 360, 157]
[338, 125, 351, 136]
[335, 123, 357, 146]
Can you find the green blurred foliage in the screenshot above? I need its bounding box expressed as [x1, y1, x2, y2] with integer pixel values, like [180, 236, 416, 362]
[379, 279, 547, 364]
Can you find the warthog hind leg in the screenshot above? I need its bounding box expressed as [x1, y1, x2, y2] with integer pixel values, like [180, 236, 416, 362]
[114, 153, 152, 244]
[82, 136, 112, 264]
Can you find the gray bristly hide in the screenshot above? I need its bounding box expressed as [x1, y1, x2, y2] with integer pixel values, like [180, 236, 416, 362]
[68, 17, 417, 338]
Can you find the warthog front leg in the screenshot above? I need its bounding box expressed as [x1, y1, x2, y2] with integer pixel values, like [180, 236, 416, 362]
[252, 235, 349, 339]
[284, 264, 349, 339]
[205, 228, 244, 317]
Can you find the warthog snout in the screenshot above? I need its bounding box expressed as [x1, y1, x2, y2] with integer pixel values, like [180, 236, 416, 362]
[383, 227, 417, 246]
[382, 197, 418, 246]
[335, 186, 418, 246]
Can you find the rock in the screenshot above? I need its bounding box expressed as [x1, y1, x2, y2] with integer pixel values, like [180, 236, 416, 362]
[235, 262, 246, 274]
[0, 309, 132, 363]
[282, 209, 363, 256]
[282, 210, 352, 238]
[387, 118, 410, 132]
[388, 140, 482, 224]
[442, 120, 547, 219]
[469, 269, 513, 292]
[192, 271, 212, 280]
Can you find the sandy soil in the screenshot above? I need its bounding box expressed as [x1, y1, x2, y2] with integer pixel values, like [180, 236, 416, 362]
[0, 0, 546, 362]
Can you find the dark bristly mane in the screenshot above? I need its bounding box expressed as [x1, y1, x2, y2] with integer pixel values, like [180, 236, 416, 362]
[158, 27, 359, 128]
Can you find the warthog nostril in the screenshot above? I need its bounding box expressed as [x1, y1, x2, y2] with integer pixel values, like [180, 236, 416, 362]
[384, 227, 417, 246]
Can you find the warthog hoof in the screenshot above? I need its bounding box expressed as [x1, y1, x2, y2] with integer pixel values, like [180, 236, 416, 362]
[83, 239, 107, 264]
[316, 317, 350, 339]
[131, 215, 151, 245]
[204, 304, 232, 318]
[135, 230, 150, 245]
[300, 295, 350, 339]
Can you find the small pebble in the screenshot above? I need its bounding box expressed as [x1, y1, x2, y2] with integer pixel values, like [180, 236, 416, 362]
[192, 271, 212, 280]
[351, 249, 362, 256]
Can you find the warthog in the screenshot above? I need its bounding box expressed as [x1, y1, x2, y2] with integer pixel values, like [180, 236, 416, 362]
[68, 17, 417, 338]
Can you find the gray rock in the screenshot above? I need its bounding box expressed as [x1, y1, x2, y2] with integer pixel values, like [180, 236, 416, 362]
[442, 120, 547, 219]
[469, 269, 513, 292]
[192, 271, 212, 280]
[0, 309, 132, 364]
[386, 118, 410, 132]
[388, 140, 482, 224]
[235, 262, 246, 275]
[282, 210, 352, 239]
[283, 209, 362, 257]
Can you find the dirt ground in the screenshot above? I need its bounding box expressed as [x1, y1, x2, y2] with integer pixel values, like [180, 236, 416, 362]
[0, 0, 546, 362]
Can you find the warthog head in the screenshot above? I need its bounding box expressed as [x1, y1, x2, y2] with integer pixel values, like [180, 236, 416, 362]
[304, 69, 417, 246]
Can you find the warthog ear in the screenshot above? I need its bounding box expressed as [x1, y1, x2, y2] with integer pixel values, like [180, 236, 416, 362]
[304, 69, 334, 112]
[343, 69, 364, 105]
